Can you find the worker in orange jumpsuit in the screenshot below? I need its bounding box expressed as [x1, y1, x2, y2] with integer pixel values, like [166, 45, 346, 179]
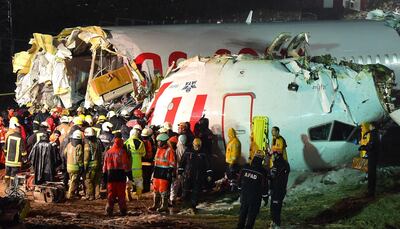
[103, 133, 133, 216]
[149, 133, 176, 212]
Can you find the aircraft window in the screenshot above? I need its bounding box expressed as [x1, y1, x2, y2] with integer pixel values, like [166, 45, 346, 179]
[346, 126, 361, 143]
[393, 54, 398, 64]
[384, 54, 390, 64]
[366, 55, 372, 64]
[330, 121, 356, 141]
[375, 55, 381, 64]
[357, 56, 363, 64]
[309, 123, 332, 141]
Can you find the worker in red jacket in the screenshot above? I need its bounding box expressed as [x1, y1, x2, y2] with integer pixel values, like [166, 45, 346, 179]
[103, 133, 133, 216]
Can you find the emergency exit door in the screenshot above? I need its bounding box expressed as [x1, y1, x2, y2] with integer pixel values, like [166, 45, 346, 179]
[222, 93, 255, 162]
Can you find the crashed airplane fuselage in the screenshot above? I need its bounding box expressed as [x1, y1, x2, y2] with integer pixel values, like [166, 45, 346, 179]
[148, 55, 399, 171]
[107, 20, 400, 86]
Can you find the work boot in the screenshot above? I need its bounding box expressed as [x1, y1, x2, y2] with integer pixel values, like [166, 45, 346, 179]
[157, 194, 169, 213]
[148, 192, 161, 211]
[105, 205, 113, 216]
[126, 187, 134, 202]
[120, 208, 127, 216]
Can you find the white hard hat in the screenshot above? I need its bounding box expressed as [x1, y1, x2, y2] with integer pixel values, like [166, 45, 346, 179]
[102, 122, 113, 132]
[158, 127, 168, 133]
[130, 128, 140, 137]
[85, 115, 93, 126]
[120, 109, 130, 118]
[60, 116, 69, 123]
[84, 127, 95, 137]
[163, 122, 172, 130]
[72, 130, 83, 140]
[40, 121, 49, 128]
[9, 117, 20, 129]
[107, 111, 116, 118]
[141, 128, 153, 137]
[133, 124, 142, 130]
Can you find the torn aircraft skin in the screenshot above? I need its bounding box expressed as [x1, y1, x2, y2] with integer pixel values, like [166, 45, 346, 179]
[12, 26, 146, 111]
[147, 54, 400, 171]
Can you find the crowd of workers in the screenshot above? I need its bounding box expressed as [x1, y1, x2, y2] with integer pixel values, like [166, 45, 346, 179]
[0, 105, 294, 229]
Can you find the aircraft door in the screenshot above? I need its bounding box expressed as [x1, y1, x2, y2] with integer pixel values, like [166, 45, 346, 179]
[222, 93, 255, 163]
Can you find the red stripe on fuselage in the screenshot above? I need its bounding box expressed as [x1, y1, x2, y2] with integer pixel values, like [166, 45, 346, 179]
[147, 82, 172, 124]
[189, 95, 208, 132]
[164, 97, 182, 126]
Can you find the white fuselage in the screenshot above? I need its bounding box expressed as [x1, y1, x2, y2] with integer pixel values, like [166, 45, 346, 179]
[149, 56, 388, 171]
[107, 20, 400, 86]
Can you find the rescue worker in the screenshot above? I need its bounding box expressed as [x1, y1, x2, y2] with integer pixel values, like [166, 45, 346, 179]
[46, 108, 60, 133]
[269, 126, 290, 228]
[103, 133, 133, 216]
[141, 127, 155, 192]
[178, 122, 194, 148]
[237, 151, 269, 229]
[83, 127, 104, 200]
[170, 134, 187, 204]
[29, 134, 61, 185]
[359, 122, 370, 158]
[4, 123, 26, 188]
[179, 138, 212, 213]
[93, 115, 107, 137]
[64, 130, 84, 199]
[360, 122, 380, 197]
[124, 128, 146, 200]
[32, 105, 49, 132]
[149, 133, 176, 212]
[99, 122, 114, 151]
[0, 117, 7, 165]
[108, 111, 124, 134]
[27, 121, 50, 149]
[194, 117, 213, 156]
[56, 116, 71, 144]
[226, 128, 241, 191]
[120, 109, 132, 141]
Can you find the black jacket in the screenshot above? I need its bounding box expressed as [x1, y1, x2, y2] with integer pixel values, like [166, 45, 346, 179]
[29, 139, 61, 184]
[238, 157, 269, 200]
[179, 149, 211, 183]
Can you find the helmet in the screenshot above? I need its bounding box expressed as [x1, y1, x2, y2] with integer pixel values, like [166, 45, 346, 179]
[84, 127, 95, 137]
[254, 150, 265, 159]
[158, 127, 168, 133]
[97, 115, 106, 122]
[130, 128, 140, 137]
[73, 116, 83, 125]
[178, 134, 187, 145]
[85, 115, 93, 126]
[156, 133, 169, 142]
[60, 116, 69, 123]
[134, 109, 144, 119]
[72, 130, 83, 140]
[40, 121, 49, 128]
[107, 111, 116, 118]
[79, 114, 85, 120]
[163, 122, 172, 130]
[77, 107, 84, 113]
[120, 109, 130, 119]
[102, 122, 113, 132]
[193, 138, 202, 148]
[133, 124, 142, 130]
[141, 128, 153, 137]
[9, 117, 20, 128]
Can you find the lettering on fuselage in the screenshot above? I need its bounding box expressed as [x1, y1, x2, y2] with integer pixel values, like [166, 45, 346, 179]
[312, 85, 326, 90]
[182, 81, 197, 93]
[134, 48, 259, 74]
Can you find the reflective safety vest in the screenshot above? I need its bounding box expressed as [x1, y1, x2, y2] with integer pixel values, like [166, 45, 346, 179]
[125, 136, 146, 178]
[84, 139, 101, 169]
[5, 132, 26, 167]
[64, 143, 83, 172]
[269, 136, 288, 168]
[154, 146, 175, 170]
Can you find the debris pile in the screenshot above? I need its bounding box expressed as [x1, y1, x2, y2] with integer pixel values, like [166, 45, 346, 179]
[12, 26, 150, 112]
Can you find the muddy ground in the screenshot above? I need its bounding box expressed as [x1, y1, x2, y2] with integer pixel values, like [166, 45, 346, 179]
[1, 167, 400, 229]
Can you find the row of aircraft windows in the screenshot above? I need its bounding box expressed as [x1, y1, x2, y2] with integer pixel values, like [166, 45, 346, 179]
[342, 54, 399, 65]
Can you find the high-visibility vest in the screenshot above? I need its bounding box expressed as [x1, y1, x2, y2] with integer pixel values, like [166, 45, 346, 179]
[154, 147, 175, 169]
[125, 136, 146, 178]
[5, 133, 26, 167]
[270, 136, 288, 168]
[84, 140, 101, 169]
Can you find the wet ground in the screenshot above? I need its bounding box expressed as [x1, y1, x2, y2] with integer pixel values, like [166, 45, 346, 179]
[1, 166, 400, 228]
